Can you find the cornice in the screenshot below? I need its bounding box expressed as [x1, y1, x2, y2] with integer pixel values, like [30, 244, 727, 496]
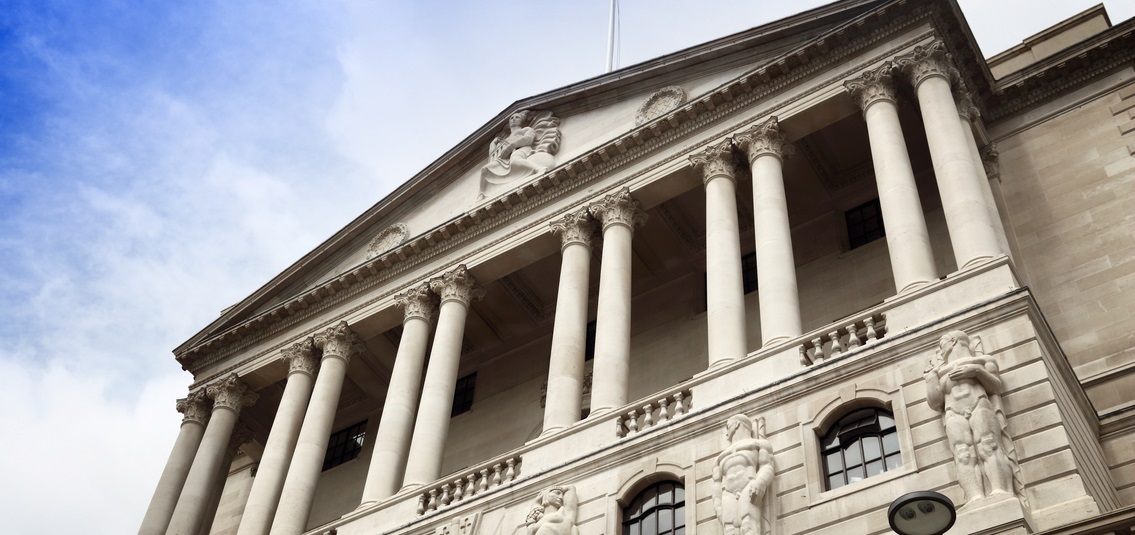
[179, 0, 944, 382]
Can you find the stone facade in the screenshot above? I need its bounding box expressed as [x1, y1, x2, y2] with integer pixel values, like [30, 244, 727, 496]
[142, 2, 1135, 535]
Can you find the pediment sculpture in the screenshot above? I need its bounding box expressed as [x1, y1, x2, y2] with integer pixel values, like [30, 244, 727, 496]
[479, 110, 561, 200]
[924, 330, 1024, 509]
[713, 414, 775, 535]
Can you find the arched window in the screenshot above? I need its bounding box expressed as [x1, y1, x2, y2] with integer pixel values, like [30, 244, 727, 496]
[622, 481, 685, 535]
[821, 407, 901, 490]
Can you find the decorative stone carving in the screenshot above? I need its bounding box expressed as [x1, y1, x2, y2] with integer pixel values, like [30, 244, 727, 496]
[282, 337, 318, 377]
[206, 373, 258, 413]
[429, 264, 485, 306]
[690, 139, 737, 185]
[895, 41, 959, 88]
[713, 414, 774, 535]
[734, 116, 794, 162]
[635, 86, 686, 126]
[229, 422, 255, 455]
[924, 330, 1023, 508]
[549, 208, 599, 250]
[315, 321, 364, 363]
[954, 88, 980, 122]
[176, 390, 212, 426]
[433, 514, 478, 535]
[396, 283, 439, 322]
[588, 188, 648, 232]
[366, 223, 409, 259]
[844, 62, 898, 112]
[480, 110, 561, 198]
[525, 484, 579, 535]
[981, 143, 1000, 181]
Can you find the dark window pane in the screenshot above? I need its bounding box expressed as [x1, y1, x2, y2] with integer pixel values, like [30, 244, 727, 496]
[322, 420, 367, 471]
[846, 198, 885, 249]
[642, 487, 657, 511]
[451, 373, 477, 416]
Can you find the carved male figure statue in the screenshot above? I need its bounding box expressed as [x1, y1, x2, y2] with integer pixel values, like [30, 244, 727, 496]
[480, 110, 561, 199]
[713, 414, 775, 535]
[924, 330, 1020, 507]
[524, 485, 579, 535]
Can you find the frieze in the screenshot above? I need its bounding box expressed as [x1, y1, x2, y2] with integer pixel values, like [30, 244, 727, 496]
[180, 3, 944, 383]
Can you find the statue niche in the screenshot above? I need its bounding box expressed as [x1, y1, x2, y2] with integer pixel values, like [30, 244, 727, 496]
[523, 484, 579, 535]
[479, 110, 561, 200]
[713, 414, 775, 535]
[924, 330, 1024, 509]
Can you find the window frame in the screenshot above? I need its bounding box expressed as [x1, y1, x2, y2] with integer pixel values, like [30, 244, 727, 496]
[819, 408, 902, 490]
[621, 480, 686, 535]
[322, 420, 367, 471]
[451, 372, 477, 416]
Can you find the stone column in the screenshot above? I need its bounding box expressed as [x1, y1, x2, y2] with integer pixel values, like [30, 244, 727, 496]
[401, 266, 484, 488]
[167, 374, 258, 535]
[845, 64, 939, 294]
[198, 423, 254, 535]
[690, 140, 748, 365]
[236, 339, 318, 535]
[954, 88, 1011, 258]
[734, 117, 802, 345]
[138, 391, 211, 535]
[359, 284, 438, 505]
[897, 42, 1002, 269]
[270, 322, 362, 535]
[588, 189, 647, 414]
[542, 208, 599, 434]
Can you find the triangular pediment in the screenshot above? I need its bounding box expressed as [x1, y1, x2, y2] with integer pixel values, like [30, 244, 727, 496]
[175, 0, 901, 359]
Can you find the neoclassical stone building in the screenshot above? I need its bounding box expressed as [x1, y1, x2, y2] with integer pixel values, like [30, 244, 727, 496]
[141, 1, 1135, 534]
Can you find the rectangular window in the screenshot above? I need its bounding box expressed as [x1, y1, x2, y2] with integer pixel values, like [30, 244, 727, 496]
[741, 252, 758, 294]
[846, 198, 885, 249]
[322, 420, 366, 471]
[452, 372, 477, 416]
[585, 321, 597, 362]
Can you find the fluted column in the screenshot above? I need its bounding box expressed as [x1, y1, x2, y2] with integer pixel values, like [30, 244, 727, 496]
[845, 64, 939, 293]
[198, 423, 253, 535]
[401, 266, 484, 488]
[542, 209, 599, 434]
[167, 374, 258, 535]
[270, 322, 362, 535]
[734, 117, 802, 345]
[954, 88, 1011, 258]
[359, 284, 438, 505]
[138, 391, 211, 535]
[236, 339, 318, 535]
[897, 42, 1001, 269]
[588, 189, 647, 413]
[690, 140, 748, 365]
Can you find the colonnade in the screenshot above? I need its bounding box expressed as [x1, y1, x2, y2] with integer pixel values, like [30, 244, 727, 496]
[142, 39, 1008, 535]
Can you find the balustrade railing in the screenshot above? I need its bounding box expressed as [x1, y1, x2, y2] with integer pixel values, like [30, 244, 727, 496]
[615, 389, 692, 438]
[799, 313, 887, 366]
[415, 455, 521, 516]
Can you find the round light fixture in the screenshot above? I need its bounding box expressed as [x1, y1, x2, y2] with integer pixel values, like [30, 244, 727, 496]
[888, 491, 956, 535]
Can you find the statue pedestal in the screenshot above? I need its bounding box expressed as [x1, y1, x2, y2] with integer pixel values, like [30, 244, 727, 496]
[949, 494, 1032, 535]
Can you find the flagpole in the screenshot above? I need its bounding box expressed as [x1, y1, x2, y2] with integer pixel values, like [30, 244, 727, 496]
[605, 0, 617, 72]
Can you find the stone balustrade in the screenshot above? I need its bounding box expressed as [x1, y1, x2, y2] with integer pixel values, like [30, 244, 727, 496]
[799, 313, 887, 366]
[615, 389, 692, 438]
[415, 455, 522, 517]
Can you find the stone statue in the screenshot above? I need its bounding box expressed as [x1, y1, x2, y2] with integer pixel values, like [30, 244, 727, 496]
[524, 485, 579, 535]
[924, 330, 1022, 507]
[480, 110, 561, 199]
[713, 414, 775, 535]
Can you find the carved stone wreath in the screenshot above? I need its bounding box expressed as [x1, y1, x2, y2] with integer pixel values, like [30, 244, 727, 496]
[366, 223, 409, 259]
[635, 86, 687, 126]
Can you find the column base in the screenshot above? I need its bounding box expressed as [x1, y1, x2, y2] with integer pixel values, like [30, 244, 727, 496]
[586, 406, 616, 419]
[895, 279, 934, 295]
[760, 335, 795, 347]
[399, 482, 424, 493]
[707, 357, 736, 369]
[960, 254, 999, 270]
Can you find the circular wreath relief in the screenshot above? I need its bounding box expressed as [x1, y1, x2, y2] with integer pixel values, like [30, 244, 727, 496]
[366, 223, 409, 259]
[635, 86, 687, 126]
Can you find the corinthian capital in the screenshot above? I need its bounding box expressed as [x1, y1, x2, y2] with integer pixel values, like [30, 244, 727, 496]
[689, 139, 737, 185]
[550, 207, 599, 250]
[282, 337, 318, 377]
[429, 265, 485, 306]
[396, 283, 439, 322]
[315, 321, 364, 363]
[206, 374, 258, 414]
[954, 88, 980, 122]
[895, 41, 958, 89]
[982, 143, 1000, 181]
[588, 188, 648, 232]
[734, 116, 794, 162]
[176, 389, 212, 426]
[844, 63, 898, 112]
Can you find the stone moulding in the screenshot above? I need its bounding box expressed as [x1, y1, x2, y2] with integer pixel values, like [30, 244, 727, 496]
[177, 0, 997, 381]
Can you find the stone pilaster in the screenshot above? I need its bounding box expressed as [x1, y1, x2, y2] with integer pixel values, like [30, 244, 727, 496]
[691, 140, 748, 366]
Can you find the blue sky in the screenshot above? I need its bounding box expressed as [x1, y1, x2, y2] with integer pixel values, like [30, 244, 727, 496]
[1, 1, 1131, 532]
